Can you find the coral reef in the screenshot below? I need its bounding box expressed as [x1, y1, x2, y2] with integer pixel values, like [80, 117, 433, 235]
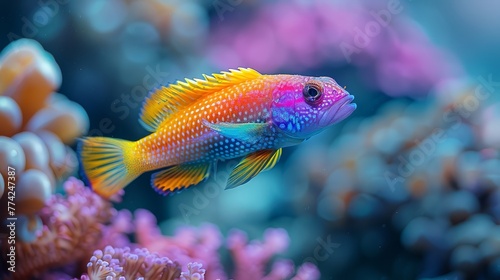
[8, 177, 115, 279]
[0, 38, 89, 242]
[227, 228, 320, 280]
[284, 80, 500, 278]
[133, 209, 318, 280]
[1, 177, 318, 280]
[4, 1, 500, 278]
[82, 246, 184, 280]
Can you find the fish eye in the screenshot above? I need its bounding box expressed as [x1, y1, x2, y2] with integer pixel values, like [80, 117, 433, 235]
[303, 82, 323, 104]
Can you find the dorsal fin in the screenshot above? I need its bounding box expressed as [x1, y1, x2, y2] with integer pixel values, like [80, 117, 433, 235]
[139, 67, 262, 132]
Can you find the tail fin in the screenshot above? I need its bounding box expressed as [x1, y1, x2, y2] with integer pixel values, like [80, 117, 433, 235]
[78, 137, 140, 198]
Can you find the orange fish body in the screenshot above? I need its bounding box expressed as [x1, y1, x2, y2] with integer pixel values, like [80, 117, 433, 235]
[79, 68, 356, 198]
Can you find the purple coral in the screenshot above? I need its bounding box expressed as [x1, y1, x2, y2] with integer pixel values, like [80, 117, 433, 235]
[0, 176, 319, 279]
[8, 177, 115, 279]
[227, 228, 318, 280]
[132, 209, 318, 279]
[180, 262, 205, 280]
[207, 0, 463, 97]
[134, 209, 227, 279]
[81, 246, 182, 280]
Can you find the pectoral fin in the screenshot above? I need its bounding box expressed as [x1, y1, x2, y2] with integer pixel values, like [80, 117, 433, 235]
[151, 163, 210, 195]
[226, 148, 282, 190]
[203, 120, 268, 143]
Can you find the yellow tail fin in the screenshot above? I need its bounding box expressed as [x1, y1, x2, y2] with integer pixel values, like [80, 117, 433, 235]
[78, 137, 140, 198]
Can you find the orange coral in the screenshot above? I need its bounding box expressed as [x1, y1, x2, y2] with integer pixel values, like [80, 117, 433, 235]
[0, 39, 89, 242]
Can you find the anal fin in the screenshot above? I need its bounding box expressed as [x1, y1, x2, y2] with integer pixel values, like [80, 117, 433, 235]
[151, 163, 210, 195]
[226, 148, 282, 190]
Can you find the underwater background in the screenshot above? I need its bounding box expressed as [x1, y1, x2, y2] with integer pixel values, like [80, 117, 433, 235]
[1, 0, 500, 279]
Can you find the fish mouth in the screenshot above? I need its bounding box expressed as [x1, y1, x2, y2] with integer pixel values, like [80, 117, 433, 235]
[319, 95, 357, 127]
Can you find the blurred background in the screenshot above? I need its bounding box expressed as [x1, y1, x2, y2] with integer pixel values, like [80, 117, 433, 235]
[1, 0, 500, 279]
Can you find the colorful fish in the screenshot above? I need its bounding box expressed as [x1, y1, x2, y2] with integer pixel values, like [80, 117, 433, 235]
[78, 68, 356, 198]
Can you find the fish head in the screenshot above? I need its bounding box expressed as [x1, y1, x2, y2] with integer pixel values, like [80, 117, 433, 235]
[271, 75, 356, 139]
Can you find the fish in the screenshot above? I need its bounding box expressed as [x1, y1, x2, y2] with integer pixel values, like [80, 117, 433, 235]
[78, 68, 356, 198]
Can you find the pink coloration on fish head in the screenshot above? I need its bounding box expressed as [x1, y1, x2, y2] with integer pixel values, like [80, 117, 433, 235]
[270, 75, 356, 140]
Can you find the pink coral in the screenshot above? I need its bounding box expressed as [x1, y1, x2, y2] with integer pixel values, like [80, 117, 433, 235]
[4, 177, 115, 279]
[134, 209, 227, 279]
[1, 177, 319, 279]
[134, 210, 318, 280]
[180, 262, 205, 280]
[80, 246, 183, 280]
[207, 0, 463, 97]
[227, 228, 318, 280]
